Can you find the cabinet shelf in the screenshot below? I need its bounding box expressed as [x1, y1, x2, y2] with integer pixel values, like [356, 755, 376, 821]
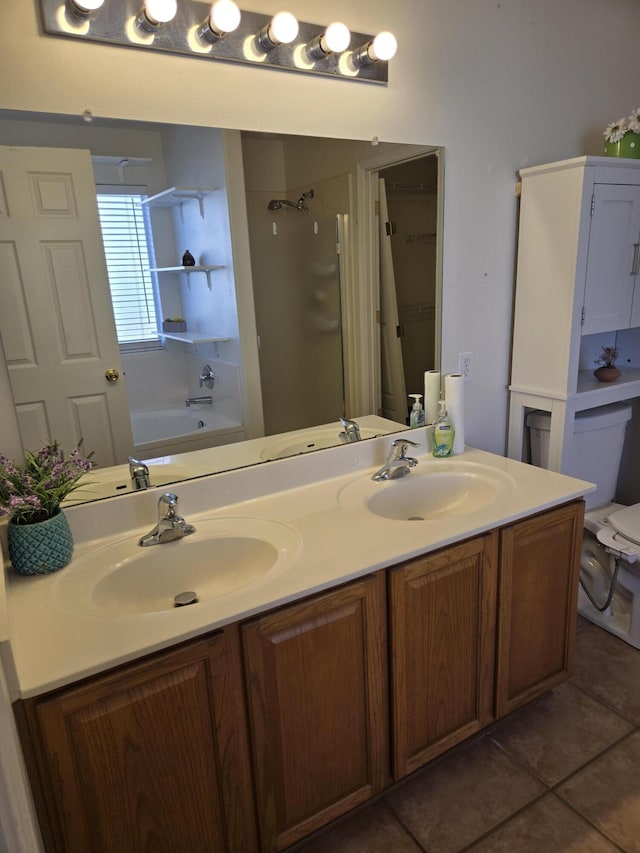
[141, 186, 219, 219]
[162, 332, 230, 345]
[574, 368, 640, 407]
[151, 265, 225, 290]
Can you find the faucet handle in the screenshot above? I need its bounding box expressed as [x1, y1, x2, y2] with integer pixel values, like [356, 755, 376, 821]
[158, 492, 179, 517]
[339, 416, 361, 442]
[128, 455, 149, 473]
[128, 456, 150, 491]
[158, 493, 196, 536]
[199, 364, 216, 389]
[392, 437, 420, 453]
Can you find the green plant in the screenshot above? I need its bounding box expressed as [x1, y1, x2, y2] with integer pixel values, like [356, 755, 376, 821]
[594, 345, 619, 369]
[0, 442, 93, 525]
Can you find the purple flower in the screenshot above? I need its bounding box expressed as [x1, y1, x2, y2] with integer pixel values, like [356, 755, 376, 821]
[0, 440, 93, 524]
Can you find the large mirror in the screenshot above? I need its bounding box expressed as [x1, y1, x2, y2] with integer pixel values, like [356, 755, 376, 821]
[0, 109, 442, 503]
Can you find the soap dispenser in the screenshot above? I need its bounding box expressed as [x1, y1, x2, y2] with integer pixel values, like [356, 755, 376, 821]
[432, 400, 455, 457]
[409, 394, 425, 428]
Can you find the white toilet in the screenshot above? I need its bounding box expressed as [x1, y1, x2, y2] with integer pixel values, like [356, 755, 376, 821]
[528, 403, 640, 650]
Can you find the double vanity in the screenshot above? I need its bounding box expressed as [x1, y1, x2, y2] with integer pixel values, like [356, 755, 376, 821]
[3, 430, 593, 852]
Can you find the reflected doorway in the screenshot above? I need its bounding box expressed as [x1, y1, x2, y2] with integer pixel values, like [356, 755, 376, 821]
[380, 155, 439, 423]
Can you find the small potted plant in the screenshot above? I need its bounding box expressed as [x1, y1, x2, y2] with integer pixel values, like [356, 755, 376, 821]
[604, 109, 640, 159]
[594, 345, 621, 383]
[0, 441, 93, 575]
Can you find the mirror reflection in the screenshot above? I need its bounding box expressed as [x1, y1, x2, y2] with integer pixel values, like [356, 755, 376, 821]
[0, 110, 442, 503]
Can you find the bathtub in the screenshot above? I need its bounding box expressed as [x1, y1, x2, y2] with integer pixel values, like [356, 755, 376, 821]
[130, 406, 244, 457]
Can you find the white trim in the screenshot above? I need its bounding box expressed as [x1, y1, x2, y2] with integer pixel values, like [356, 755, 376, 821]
[222, 129, 265, 440]
[336, 212, 353, 416]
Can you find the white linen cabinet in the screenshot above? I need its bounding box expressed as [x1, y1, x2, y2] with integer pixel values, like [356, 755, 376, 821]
[508, 156, 640, 472]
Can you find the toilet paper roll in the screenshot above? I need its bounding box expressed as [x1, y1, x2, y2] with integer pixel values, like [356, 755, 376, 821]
[444, 373, 465, 455]
[424, 370, 441, 425]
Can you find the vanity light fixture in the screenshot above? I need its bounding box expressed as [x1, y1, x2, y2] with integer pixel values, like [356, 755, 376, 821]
[38, 0, 396, 84]
[66, 0, 104, 22]
[135, 0, 177, 34]
[255, 11, 299, 52]
[305, 21, 351, 60]
[197, 0, 241, 44]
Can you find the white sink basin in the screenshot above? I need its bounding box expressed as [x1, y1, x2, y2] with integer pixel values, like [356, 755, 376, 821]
[260, 427, 390, 461]
[53, 517, 301, 616]
[339, 461, 516, 521]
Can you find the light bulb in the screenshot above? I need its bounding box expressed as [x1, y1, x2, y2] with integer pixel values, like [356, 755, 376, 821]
[210, 0, 241, 34]
[349, 29, 397, 70]
[269, 11, 298, 45]
[369, 31, 397, 62]
[72, 0, 104, 10]
[321, 21, 351, 54]
[66, 0, 103, 22]
[255, 10, 299, 52]
[143, 0, 177, 25]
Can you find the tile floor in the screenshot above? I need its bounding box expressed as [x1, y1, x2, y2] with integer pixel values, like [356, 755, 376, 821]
[293, 618, 640, 853]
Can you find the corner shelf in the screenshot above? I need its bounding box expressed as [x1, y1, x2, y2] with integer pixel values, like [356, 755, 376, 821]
[162, 331, 231, 345]
[150, 265, 225, 290]
[141, 187, 219, 219]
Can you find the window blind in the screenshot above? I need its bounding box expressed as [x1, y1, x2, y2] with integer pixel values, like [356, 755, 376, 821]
[96, 190, 161, 349]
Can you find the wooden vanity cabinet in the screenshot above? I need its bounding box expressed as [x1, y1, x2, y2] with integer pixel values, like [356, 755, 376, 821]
[495, 500, 584, 717]
[241, 572, 389, 853]
[388, 532, 499, 780]
[17, 625, 257, 853]
[14, 501, 584, 853]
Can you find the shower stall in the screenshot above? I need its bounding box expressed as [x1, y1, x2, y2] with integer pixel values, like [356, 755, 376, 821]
[248, 191, 345, 436]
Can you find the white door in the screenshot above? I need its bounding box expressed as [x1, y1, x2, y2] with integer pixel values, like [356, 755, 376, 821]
[0, 146, 133, 467]
[582, 184, 640, 335]
[379, 179, 407, 422]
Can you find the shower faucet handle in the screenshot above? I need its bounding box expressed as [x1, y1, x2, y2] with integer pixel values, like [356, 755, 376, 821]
[199, 364, 216, 389]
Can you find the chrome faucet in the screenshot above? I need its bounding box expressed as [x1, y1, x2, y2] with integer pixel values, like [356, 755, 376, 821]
[339, 417, 362, 443]
[128, 456, 150, 491]
[371, 438, 420, 481]
[138, 493, 196, 547]
[185, 395, 213, 406]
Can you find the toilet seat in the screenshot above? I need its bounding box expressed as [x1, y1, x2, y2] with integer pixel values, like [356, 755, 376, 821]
[608, 503, 640, 547]
[588, 502, 640, 564]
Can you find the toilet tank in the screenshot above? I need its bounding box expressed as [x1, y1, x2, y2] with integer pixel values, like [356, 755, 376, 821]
[527, 402, 632, 510]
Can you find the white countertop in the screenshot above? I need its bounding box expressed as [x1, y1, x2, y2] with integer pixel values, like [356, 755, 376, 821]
[4, 436, 594, 699]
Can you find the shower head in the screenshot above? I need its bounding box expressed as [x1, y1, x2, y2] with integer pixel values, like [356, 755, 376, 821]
[267, 198, 304, 211]
[267, 189, 314, 213]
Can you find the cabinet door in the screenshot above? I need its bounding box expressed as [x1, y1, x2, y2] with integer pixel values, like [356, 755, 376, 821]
[496, 501, 584, 718]
[21, 628, 257, 853]
[242, 573, 388, 852]
[389, 533, 498, 780]
[582, 184, 640, 335]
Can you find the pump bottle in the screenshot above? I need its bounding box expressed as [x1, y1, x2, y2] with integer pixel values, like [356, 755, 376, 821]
[409, 394, 425, 428]
[432, 400, 455, 457]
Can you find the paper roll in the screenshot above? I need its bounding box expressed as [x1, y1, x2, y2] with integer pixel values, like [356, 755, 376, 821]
[424, 370, 441, 425]
[444, 373, 465, 455]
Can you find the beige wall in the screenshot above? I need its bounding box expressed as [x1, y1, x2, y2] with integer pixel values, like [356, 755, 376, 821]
[1, 0, 639, 452]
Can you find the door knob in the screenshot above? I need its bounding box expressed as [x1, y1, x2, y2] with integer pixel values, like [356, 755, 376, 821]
[105, 368, 119, 383]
